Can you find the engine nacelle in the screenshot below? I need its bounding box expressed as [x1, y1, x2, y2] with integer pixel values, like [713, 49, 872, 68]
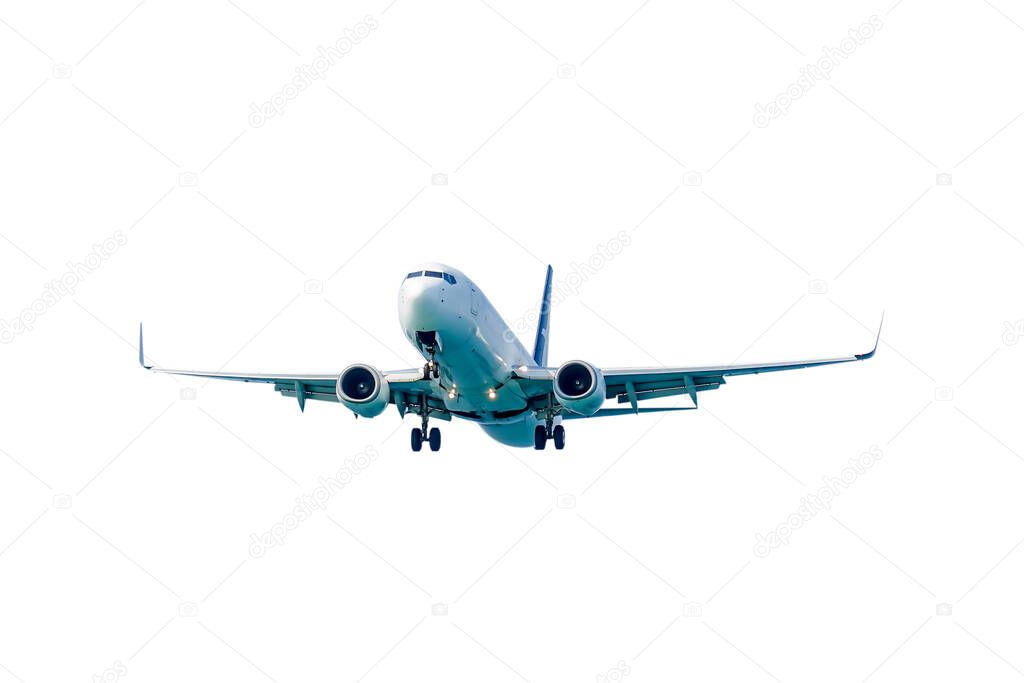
[336, 364, 390, 418]
[553, 360, 606, 416]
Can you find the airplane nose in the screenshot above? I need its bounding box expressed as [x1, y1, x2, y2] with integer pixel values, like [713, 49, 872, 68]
[401, 276, 448, 330]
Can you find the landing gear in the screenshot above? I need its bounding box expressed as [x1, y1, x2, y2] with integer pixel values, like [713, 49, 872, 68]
[534, 393, 566, 451]
[535, 420, 565, 451]
[423, 344, 440, 380]
[412, 410, 442, 452]
[534, 425, 547, 450]
[553, 425, 565, 450]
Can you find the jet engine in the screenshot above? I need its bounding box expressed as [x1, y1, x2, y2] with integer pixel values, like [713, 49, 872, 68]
[336, 364, 390, 418]
[553, 360, 606, 416]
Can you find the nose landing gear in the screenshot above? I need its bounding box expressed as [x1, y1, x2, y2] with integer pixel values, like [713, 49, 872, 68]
[422, 349, 440, 380]
[416, 332, 441, 380]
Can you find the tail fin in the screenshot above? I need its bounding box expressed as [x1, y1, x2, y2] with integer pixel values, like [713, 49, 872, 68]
[532, 265, 553, 366]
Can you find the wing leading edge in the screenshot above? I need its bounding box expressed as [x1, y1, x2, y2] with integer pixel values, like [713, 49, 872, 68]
[602, 315, 882, 410]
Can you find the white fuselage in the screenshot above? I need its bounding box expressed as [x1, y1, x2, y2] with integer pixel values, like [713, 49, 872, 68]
[397, 263, 553, 446]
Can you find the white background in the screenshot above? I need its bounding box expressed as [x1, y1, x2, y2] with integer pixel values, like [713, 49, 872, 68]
[2, 0, 1023, 681]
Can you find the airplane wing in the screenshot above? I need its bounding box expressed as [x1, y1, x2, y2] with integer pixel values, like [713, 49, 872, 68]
[603, 318, 882, 411]
[138, 325, 440, 415]
[516, 317, 881, 412]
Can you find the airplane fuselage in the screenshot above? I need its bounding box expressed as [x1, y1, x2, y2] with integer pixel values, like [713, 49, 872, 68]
[398, 264, 553, 446]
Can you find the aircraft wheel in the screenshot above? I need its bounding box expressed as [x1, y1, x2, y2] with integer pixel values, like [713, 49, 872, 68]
[534, 425, 548, 450]
[428, 427, 441, 452]
[411, 428, 423, 452]
[553, 425, 565, 450]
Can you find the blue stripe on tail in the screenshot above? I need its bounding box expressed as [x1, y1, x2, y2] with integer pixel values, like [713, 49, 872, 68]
[532, 265, 553, 367]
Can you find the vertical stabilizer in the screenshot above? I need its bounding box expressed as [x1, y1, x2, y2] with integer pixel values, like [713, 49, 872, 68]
[532, 265, 553, 366]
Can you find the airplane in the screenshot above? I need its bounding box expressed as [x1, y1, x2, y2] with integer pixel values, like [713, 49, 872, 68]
[140, 263, 881, 451]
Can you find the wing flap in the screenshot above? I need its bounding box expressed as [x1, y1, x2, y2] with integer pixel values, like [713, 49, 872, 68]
[562, 406, 697, 420]
[613, 382, 722, 405]
[277, 384, 339, 404]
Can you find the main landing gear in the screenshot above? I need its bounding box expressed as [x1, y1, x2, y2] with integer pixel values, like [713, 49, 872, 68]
[411, 411, 441, 452]
[534, 419, 565, 451]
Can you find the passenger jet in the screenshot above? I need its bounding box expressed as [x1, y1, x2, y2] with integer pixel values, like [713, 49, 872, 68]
[140, 264, 880, 450]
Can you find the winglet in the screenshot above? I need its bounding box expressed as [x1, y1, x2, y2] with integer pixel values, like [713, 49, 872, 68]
[855, 313, 884, 361]
[138, 323, 152, 369]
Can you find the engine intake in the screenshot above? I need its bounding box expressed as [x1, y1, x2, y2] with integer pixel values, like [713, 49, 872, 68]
[554, 360, 605, 416]
[337, 364, 390, 418]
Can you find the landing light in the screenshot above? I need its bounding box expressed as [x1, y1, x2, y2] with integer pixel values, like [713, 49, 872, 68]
[487, 388, 497, 400]
[448, 390, 456, 399]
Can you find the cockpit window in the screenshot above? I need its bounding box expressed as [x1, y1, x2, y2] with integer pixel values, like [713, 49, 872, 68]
[407, 270, 456, 284]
